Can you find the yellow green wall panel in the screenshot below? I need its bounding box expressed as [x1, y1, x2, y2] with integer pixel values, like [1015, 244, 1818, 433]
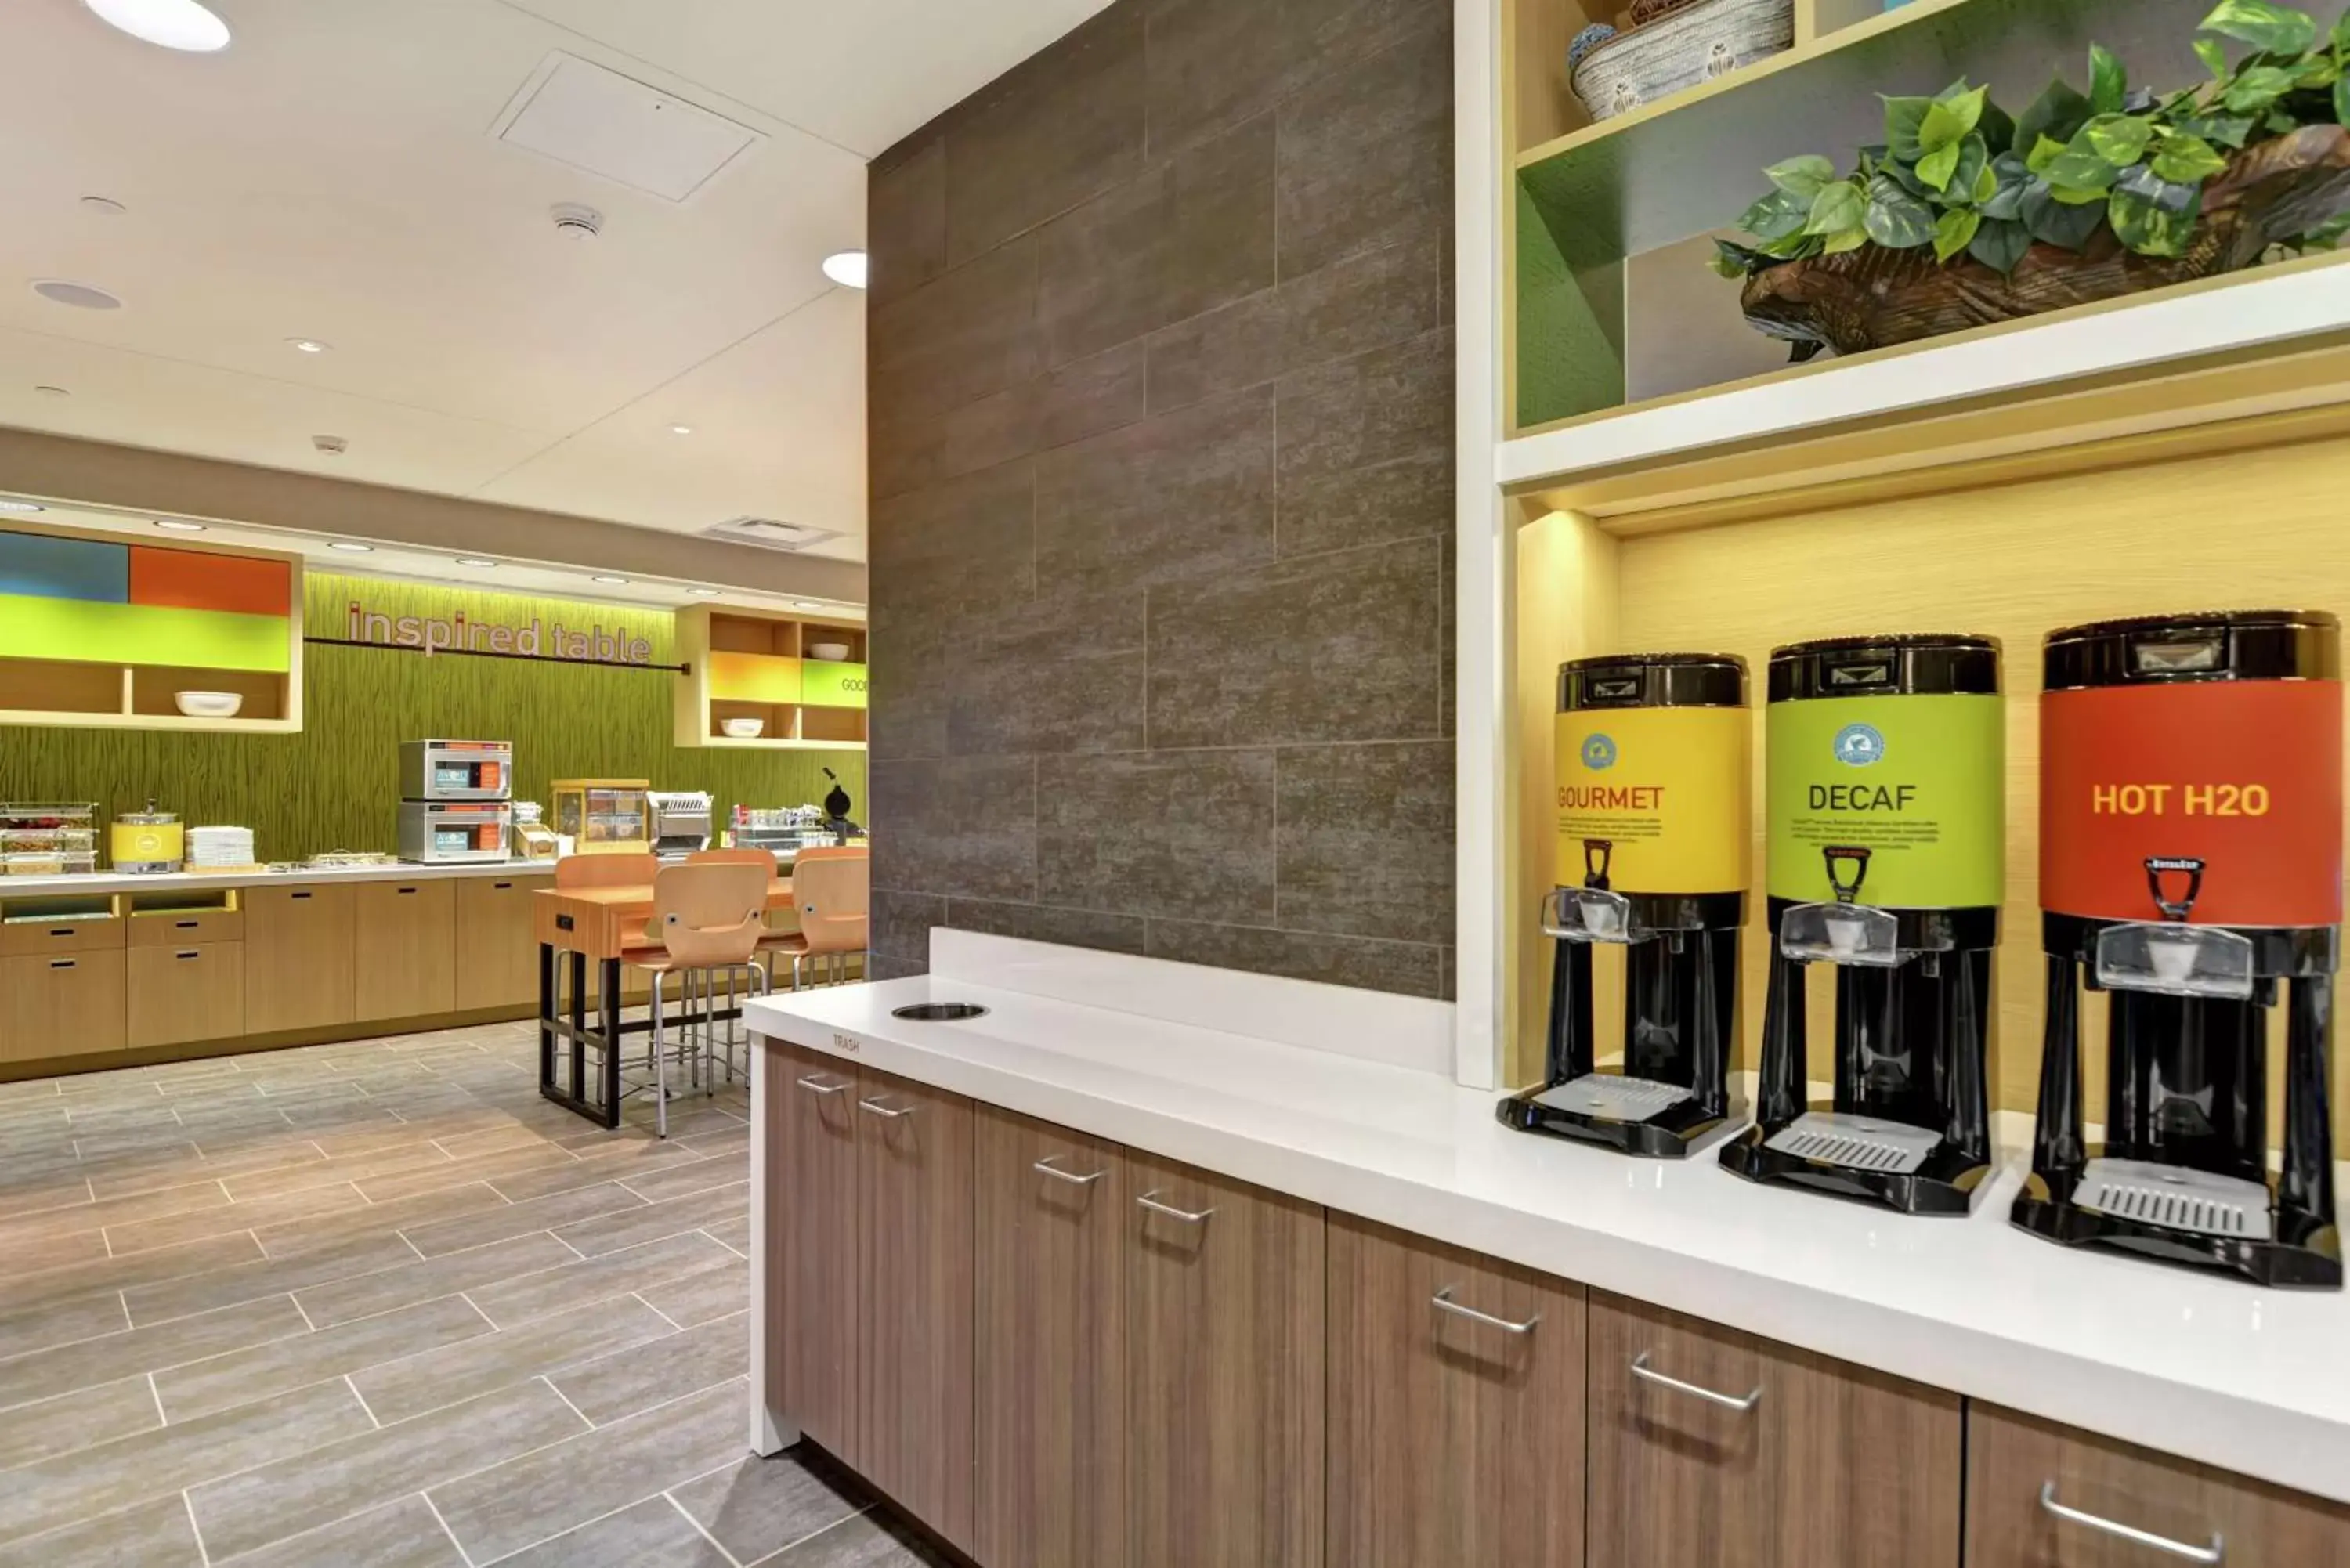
[0, 575, 865, 863]
[0, 594, 291, 673]
[708, 651, 804, 704]
[800, 659, 868, 710]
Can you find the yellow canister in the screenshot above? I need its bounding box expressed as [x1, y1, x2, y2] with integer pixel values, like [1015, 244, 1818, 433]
[112, 802, 184, 873]
[1554, 654, 1749, 895]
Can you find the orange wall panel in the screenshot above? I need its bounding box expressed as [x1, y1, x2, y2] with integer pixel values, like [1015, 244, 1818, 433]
[128, 547, 290, 618]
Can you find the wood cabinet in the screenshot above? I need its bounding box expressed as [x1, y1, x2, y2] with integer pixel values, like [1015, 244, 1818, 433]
[855, 1066, 975, 1552]
[1586, 1292, 1961, 1568]
[0, 950, 126, 1063]
[127, 909, 242, 947]
[354, 880, 455, 1021]
[454, 873, 548, 1011]
[1327, 1215, 1586, 1568]
[778, 1042, 861, 1458]
[244, 883, 356, 1035]
[0, 914, 125, 957]
[1967, 1404, 2350, 1566]
[127, 942, 244, 1049]
[974, 1107, 1128, 1568]
[1126, 1152, 1324, 1568]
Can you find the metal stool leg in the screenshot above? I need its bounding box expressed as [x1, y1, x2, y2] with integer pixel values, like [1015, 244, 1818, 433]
[650, 977, 669, 1139]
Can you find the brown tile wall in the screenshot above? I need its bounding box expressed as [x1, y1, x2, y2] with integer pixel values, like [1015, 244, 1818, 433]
[865, 0, 1455, 998]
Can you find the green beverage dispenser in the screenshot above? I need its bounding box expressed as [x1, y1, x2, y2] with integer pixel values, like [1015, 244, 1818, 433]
[1719, 634, 2005, 1214]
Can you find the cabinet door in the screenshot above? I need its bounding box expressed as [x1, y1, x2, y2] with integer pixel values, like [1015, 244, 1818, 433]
[1968, 1404, 2350, 1566]
[778, 1043, 860, 1458]
[1327, 1215, 1585, 1568]
[855, 1067, 975, 1552]
[1126, 1154, 1324, 1568]
[454, 873, 548, 1011]
[0, 951, 126, 1064]
[974, 1107, 1127, 1568]
[127, 943, 245, 1048]
[1588, 1292, 1961, 1568]
[244, 884, 356, 1034]
[354, 880, 455, 1021]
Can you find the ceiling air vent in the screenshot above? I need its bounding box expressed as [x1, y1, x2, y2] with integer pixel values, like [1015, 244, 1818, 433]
[702, 517, 841, 552]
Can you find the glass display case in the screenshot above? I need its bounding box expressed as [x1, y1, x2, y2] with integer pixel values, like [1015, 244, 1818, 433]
[0, 803, 100, 876]
[549, 779, 653, 857]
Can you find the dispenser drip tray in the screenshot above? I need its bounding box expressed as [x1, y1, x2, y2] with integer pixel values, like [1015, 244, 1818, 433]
[891, 1003, 989, 1023]
[1763, 1111, 1940, 1175]
[2072, 1158, 2273, 1241]
[1532, 1074, 1693, 1125]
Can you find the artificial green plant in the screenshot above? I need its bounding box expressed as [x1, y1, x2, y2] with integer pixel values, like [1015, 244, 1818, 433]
[1713, 1, 2350, 281]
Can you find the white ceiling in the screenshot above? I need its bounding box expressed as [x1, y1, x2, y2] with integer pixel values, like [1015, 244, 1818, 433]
[0, 0, 1117, 569]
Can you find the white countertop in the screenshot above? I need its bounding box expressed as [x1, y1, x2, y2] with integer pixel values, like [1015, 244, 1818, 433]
[0, 861, 556, 899]
[745, 974, 2350, 1504]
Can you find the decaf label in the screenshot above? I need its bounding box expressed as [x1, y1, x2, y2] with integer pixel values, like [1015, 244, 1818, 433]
[1553, 706, 1748, 894]
[2041, 681, 2343, 927]
[1766, 694, 2004, 909]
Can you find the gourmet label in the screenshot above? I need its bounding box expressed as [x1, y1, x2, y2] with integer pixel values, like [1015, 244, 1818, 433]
[1766, 693, 2004, 909]
[2041, 681, 2343, 927]
[1554, 706, 1748, 894]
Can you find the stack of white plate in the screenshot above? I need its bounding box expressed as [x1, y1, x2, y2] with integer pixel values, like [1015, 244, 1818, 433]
[187, 826, 255, 868]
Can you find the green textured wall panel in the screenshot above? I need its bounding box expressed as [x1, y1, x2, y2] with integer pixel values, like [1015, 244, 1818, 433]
[0, 574, 866, 862]
[0, 594, 291, 672]
[1516, 179, 1626, 432]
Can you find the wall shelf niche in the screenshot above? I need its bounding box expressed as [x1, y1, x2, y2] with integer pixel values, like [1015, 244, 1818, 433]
[674, 604, 868, 750]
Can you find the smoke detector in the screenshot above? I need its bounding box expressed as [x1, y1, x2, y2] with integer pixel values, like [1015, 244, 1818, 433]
[701, 517, 841, 553]
[551, 203, 603, 240]
[312, 434, 349, 456]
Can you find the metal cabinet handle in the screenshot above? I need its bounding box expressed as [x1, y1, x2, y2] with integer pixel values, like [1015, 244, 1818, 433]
[1431, 1285, 1539, 1335]
[2039, 1481, 2224, 1563]
[1629, 1351, 1762, 1412]
[1034, 1154, 1106, 1186]
[858, 1096, 915, 1119]
[1137, 1189, 1216, 1223]
[794, 1075, 848, 1096]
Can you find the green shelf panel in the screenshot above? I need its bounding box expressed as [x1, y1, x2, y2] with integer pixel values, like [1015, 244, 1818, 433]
[0, 594, 291, 674]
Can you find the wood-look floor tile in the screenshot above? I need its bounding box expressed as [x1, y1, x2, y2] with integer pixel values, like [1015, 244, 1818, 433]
[123, 1233, 418, 1328]
[60, 1102, 183, 1136]
[399, 1180, 642, 1259]
[0, 1294, 309, 1413]
[669, 1452, 865, 1568]
[0, 1378, 369, 1547]
[706, 1216, 751, 1257]
[641, 1263, 750, 1329]
[304, 1125, 441, 1161]
[555, 1183, 747, 1259]
[0, 1231, 266, 1312]
[222, 1142, 451, 1202]
[350, 1294, 672, 1426]
[485, 1154, 645, 1205]
[465, 1231, 737, 1329]
[85, 1141, 320, 1201]
[618, 1153, 747, 1206]
[675, 1126, 753, 1160]
[295, 1232, 577, 1329]
[489, 1494, 733, 1568]
[212, 1493, 466, 1568]
[0, 1288, 127, 1360]
[434, 1123, 552, 1158]
[254, 1180, 506, 1259]
[7, 1232, 106, 1279]
[762, 1508, 953, 1567]
[154, 1294, 492, 1422]
[0, 1376, 161, 1471]
[550, 1312, 747, 1427]
[428, 1378, 747, 1563]
[356, 1142, 571, 1205]
[107, 1183, 359, 1257]
[0, 1181, 230, 1249]
[0, 1494, 202, 1568]
[187, 1376, 589, 1562]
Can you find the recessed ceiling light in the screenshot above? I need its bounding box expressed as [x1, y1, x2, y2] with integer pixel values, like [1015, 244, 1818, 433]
[327, 541, 374, 554]
[821, 251, 869, 290]
[286, 338, 331, 354]
[84, 0, 230, 51]
[34, 385, 69, 398]
[32, 280, 122, 311]
[79, 197, 128, 217]
[455, 557, 498, 568]
[0, 500, 45, 514]
[687, 587, 721, 597]
[668, 424, 694, 436]
[153, 518, 207, 532]
[593, 575, 630, 585]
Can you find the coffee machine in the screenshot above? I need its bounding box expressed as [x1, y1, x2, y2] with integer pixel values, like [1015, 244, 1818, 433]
[2015, 611, 2342, 1288]
[1498, 653, 1750, 1158]
[1720, 635, 2003, 1212]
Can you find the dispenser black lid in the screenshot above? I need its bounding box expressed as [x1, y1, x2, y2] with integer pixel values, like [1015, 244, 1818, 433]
[2044, 609, 2340, 690]
[1768, 634, 2000, 702]
[1559, 652, 1745, 712]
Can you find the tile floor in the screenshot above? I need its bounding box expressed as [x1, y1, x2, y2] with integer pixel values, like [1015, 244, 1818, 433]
[0, 1020, 955, 1567]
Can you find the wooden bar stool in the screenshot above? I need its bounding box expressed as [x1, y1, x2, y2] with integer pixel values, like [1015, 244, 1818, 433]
[632, 862, 771, 1137]
[768, 846, 868, 989]
[685, 847, 786, 1082]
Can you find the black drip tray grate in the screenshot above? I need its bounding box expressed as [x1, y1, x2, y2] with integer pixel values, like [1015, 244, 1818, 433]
[891, 1002, 989, 1023]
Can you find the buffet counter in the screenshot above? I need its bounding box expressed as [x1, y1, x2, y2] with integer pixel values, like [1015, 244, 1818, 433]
[743, 933, 2350, 1567]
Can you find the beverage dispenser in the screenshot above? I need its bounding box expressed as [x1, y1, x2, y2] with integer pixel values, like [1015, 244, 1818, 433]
[1720, 634, 2003, 1212]
[1498, 652, 1751, 1158]
[2015, 611, 2341, 1288]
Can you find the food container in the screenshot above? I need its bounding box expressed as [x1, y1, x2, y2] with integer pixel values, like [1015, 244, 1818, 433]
[1570, 0, 1795, 123]
[110, 802, 184, 874]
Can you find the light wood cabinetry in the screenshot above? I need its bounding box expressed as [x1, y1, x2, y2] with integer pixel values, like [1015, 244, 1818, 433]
[777, 1042, 862, 1458]
[1586, 1292, 1961, 1568]
[973, 1107, 1128, 1568]
[127, 942, 245, 1049]
[1326, 1215, 1586, 1568]
[1967, 1404, 2350, 1566]
[243, 883, 356, 1035]
[1, 914, 125, 956]
[354, 880, 455, 1021]
[128, 909, 242, 947]
[0, 949, 127, 1063]
[454, 873, 548, 1011]
[1125, 1153, 1325, 1568]
[855, 1067, 975, 1553]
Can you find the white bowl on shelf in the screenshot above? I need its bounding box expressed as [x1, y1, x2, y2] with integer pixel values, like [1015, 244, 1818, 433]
[807, 641, 851, 661]
[174, 691, 243, 718]
[721, 717, 765, 739]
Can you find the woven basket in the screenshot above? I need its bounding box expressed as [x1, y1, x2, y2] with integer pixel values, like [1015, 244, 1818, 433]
[1570, 0, 1795, 124]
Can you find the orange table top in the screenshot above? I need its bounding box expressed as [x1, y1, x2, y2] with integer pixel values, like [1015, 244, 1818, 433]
[533, 879, 794, 959]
